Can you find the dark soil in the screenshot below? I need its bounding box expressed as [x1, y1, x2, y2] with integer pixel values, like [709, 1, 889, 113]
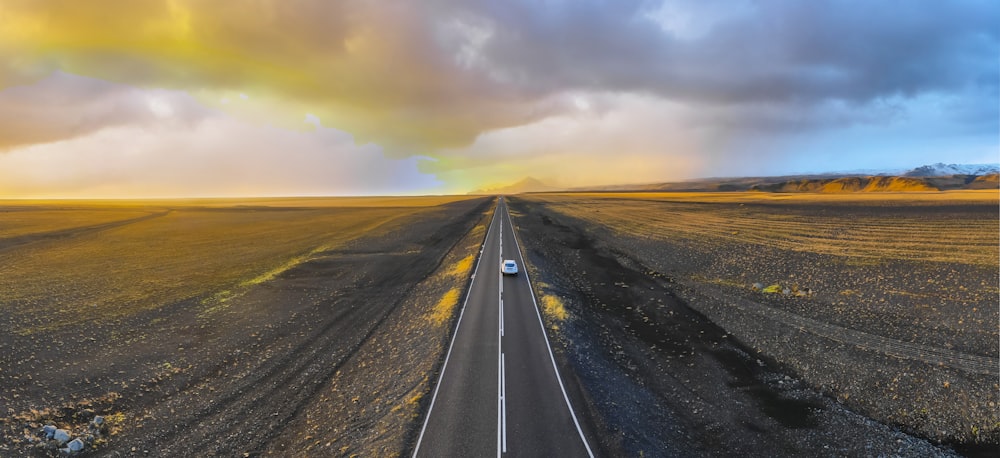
[0, 197, 492, 456]
[507, 196, 996, 457]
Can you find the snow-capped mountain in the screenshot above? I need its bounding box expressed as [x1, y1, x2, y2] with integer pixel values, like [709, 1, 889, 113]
[904, 163, 999, 177]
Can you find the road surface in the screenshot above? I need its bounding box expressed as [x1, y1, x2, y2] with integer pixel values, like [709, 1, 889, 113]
[414, 197, 593, 457]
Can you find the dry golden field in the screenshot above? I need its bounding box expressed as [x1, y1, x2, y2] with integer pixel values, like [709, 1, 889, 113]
[0, 196, 477, 335]
[529, 191, 998, 265]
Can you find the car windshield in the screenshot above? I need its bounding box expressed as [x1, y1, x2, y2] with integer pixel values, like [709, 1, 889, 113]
[505, 261, 515, 267]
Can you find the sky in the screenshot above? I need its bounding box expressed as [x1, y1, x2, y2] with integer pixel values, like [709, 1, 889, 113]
[0, 0, 996, 197]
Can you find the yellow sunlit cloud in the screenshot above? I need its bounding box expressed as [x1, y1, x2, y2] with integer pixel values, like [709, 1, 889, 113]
[0, 0, 543, 156]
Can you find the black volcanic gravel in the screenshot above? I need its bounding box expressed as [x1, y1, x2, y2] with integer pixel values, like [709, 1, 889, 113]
[507, 196, 997, 457]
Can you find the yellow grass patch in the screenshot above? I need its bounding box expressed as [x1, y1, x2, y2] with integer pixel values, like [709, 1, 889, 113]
[391, 391, 424, 413]
[761, 284, 782, 294]
[200, 244, 333, 316]
[427, 253, 476, 325]
[104, 412, 126, 428]
[541, 295, 569, 321]
[430, 288, 461, 325]
[448, 254, 476, 279]
[423, 209, 493, 326]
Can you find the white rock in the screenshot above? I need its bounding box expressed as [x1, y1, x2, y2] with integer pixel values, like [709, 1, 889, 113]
[53, 429, 71, 445]
[42, 424, 56, 439]
[68, 438, 85, 452]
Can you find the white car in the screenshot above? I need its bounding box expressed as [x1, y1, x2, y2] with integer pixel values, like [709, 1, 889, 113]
[501, 260, 518, 276]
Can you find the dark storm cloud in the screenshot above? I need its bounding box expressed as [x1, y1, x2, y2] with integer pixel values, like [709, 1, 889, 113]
[455, 0, 997, 106]
[421, 0, 998, 182]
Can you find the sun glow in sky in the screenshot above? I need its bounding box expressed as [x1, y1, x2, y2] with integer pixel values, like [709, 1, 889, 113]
[0, 0, 996, 197]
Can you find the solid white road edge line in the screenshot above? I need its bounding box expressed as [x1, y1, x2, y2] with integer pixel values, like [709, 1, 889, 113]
[412, 199, 499, 457]
[503, 201, 596, 458]
[501, 352, 508, 453]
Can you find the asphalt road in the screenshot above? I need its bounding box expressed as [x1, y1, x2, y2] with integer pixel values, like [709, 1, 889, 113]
[414, 197, 593, 457]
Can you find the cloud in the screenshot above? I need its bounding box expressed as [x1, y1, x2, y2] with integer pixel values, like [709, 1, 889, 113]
[4, 1, 991, 147]
[0, 77, 438, 198]
[421, 92, 705, 189]
[423, 86, 998, 189]
[0, 0, 554, 155]
[0, 118, 440, 198]
[0, 71, 211, 151]
[461, 0, 998, 103]
[0, 0, 995, 192]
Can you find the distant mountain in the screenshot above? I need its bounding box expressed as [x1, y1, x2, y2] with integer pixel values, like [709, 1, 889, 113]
[475, 164, 1000, 195]
[904, 162, 999, 177]
[968, 173, 1000, 189]
[568, 162, 1000, 194]
[752, 174, 1000, 193]
[469, 177, 561, 195]
[751, 176, 937, 193]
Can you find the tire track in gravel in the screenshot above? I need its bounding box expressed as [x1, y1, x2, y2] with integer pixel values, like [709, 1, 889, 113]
[693, 287, 998, 375]
[0, 210, 171, 253]
[152, 271, 410, 456]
